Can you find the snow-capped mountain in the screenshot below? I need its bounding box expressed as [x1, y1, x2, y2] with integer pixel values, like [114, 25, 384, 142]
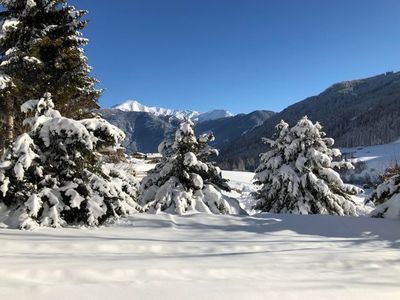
[99, 108, 275, 154]
[112, 100, 233, 122]
[112, 100, 199, 120]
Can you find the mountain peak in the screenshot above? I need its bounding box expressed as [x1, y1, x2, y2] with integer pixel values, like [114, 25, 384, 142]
[198, 109, 234, 123]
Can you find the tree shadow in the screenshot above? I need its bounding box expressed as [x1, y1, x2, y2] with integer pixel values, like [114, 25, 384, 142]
[1, 213, 399, 249]
[117, 213, 400, 249]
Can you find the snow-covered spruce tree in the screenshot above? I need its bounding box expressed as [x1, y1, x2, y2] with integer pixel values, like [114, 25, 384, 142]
[366, 173, 400, 220]
[140, 119, 242, 215]
[0, 93, 140, 229]
[0, 0, 100, 144]
[253, 117, 362, 215]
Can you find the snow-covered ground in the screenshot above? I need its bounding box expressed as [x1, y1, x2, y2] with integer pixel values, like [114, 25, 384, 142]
[222, 170, 258, 213]
[1, 163, 400, 300]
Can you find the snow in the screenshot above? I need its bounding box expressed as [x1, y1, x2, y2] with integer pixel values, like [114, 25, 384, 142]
[11, 133, 38, 180]
[191, 173, 203, 189]
[373, 193, 400, 219]
[183, 151, 197, 166]
[20, 99, 39, 113]
[0, 18, 20, 31]
[39, 117, 93, 148]
[0, 209, 399, 300]
[0, 72, 11, 90]
[2, 164, 398, 299]
[0, 18, 20, 41]
[26, 0, 37, 9]
[135, 160, 158, 179]
[80, 118, 126, 148]
[22, 56, 42, 64]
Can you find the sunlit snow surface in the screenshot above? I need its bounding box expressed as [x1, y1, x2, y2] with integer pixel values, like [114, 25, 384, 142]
[341, 140, 400, 181]
[0, 163, 400, 300]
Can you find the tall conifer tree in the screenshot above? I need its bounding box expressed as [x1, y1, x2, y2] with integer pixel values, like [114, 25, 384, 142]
[253, 117, 362, 215]
[0, 0, 101, 146]
[140, 120, 244, 215]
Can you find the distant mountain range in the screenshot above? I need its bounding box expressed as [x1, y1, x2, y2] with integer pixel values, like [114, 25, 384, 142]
[219, 71, 400, 170]
[100, 100, 275, 153]
[101, 71, 400, 171]
[112, 100, 233, 122]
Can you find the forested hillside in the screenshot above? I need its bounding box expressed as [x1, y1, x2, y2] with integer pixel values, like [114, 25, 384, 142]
[220, 72, 400, 170]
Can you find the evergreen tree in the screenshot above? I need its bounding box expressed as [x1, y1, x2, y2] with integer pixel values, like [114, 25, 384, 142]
[253, 117, 362, 215]
[0, 93, 140, 229]
[0, 0, 101, 145]
[140, 119, 243, 215]
[366, 174, 400, 219]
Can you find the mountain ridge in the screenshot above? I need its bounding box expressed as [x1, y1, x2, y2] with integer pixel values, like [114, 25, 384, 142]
[112, 100, 233, 122]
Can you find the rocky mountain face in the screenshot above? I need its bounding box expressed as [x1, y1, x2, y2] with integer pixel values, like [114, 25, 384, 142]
[219, 71, 400, 171]
[99, 109, 180, 153]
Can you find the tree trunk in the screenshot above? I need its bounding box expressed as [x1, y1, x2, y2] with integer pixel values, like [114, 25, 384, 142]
[5, 112, 14, 142]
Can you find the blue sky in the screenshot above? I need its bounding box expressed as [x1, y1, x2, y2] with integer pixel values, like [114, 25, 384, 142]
[72, 0, 400, 113]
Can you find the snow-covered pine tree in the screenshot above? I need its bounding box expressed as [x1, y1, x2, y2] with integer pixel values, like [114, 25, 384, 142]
[140, 119, 243, 215]
[366, 174, 400, 220]
[0, 0, 101, 144]
[0, 93, 140, 229]
[253, 117, 362, 215]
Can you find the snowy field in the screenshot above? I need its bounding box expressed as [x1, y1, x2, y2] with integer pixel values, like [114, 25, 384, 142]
[342, 140, 400, 182]
[1, 164, 400, 300]
[344, 139, 400, 170]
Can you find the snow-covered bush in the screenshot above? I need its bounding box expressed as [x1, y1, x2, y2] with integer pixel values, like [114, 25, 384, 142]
[140, 119, 243, 215]
[0, 93, 140, 229]
[366, 174, 400, 220]
[253, 117, 362, 216]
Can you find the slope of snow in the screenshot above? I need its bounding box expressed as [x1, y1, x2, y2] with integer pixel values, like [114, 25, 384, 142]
[1, 167, 399, 300]
[341, 140, 400, 182]
[112, 100, 233, 122]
